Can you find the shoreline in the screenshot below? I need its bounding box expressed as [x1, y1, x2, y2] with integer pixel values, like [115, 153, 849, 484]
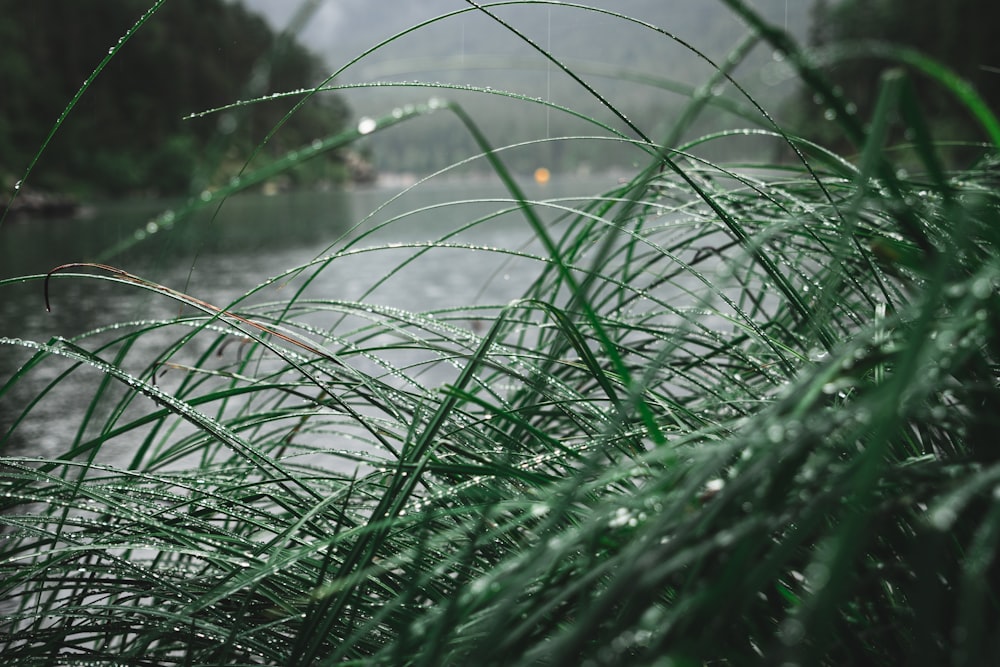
[3, 186, 81, 221]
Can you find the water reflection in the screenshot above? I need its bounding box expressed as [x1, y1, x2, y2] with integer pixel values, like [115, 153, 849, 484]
[0, 176, 617, 462]
[1, 188, 355, 281]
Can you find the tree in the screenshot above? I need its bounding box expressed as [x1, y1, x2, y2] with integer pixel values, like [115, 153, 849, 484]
[0, 0, 351, 196]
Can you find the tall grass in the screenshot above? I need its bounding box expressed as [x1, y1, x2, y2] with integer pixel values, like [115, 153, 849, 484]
[3, 1, 999, 664]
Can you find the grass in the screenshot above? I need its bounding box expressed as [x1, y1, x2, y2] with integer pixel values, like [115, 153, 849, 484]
[2, 0, 1000, 664]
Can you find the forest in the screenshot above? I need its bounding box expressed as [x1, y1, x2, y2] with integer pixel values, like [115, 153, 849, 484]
[0, 0, 350, 197]
[3, 0, 996, 196]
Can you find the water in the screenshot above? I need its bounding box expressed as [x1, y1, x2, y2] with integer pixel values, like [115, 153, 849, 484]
[0, 175, 621, 462]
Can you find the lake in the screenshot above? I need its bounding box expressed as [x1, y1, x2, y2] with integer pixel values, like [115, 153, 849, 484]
[0, 174, 631, 461]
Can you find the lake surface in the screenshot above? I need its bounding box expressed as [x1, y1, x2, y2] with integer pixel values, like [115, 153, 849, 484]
[0, 175, 628, 460]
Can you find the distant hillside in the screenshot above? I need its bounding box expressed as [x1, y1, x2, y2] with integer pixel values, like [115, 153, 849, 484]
[246, 0, 817, 174]
[1, 0, 350, 197]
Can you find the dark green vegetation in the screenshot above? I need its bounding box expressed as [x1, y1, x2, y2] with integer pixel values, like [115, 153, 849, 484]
[0, 0, 349, 197]
[2, 0, 1000, 665]
[795, 0, 1000, 162]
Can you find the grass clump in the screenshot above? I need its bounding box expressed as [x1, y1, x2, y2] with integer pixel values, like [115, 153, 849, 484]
[2, 1, 999, 664]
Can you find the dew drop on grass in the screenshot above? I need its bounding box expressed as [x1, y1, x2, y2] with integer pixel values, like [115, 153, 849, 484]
[715, 529, 736, 546]
[971, 277, 992, 299]
[13, 180, 21, 191]
[608, 507, 631, 528]
[357, 117, 377, 135]
[530, 504, 550, 518]
[930, 504, 958, 530]
[807, 348, 828, 362]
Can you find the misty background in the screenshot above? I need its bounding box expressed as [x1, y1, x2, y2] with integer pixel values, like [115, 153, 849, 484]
[237, 0, 815, 175]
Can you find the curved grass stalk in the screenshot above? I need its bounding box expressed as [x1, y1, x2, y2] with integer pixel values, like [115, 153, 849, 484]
[2, 1, 1000, 665]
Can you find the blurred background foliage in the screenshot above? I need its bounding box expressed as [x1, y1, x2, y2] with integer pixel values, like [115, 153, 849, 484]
[791, 0, 1000, 162]
[1, 0, 997, 196]
[0, 0, 350, 197]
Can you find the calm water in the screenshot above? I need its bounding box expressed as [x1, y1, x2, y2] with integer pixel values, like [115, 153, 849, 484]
[0, 175, 623, 459]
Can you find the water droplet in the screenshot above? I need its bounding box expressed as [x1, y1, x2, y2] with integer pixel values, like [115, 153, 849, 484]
[807, 348, 828, 362]
[930, 505, 958, 530]
[716, 529, 736, 546]
[531, 504, 550, 518]
[13, 180, 21, 191]
[609, 507, 633, 528]
[971, 277, 992, 299]
[357, 117, 377, 135]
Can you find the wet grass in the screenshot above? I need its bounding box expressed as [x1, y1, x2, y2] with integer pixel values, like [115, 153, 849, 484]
[2, 1, 999, 664]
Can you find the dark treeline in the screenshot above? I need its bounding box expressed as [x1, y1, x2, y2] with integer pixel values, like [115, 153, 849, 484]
[0, 0, 350, 197]
[794, 0, 1000, 161]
